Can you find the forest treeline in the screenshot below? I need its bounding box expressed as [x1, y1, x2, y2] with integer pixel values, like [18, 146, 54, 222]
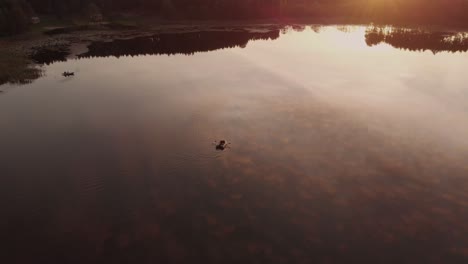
[2, 0, 468, 36]
[0, 0, 35, 35]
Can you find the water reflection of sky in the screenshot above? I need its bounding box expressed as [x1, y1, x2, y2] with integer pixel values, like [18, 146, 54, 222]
[1, 26, 468, 263]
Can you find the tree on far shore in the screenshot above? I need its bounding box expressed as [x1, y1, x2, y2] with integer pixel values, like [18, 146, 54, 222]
[0, 0, 35, 35]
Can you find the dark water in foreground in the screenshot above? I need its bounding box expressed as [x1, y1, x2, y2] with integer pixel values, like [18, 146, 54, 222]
[2, 26, 468, 263]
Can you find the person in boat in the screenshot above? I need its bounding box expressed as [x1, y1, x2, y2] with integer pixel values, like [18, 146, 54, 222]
[214, 140, 230, 150]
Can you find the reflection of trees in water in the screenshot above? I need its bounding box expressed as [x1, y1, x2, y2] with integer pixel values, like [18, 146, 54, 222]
[365, 27, 468, 53]
[291, 25, 306, 32]
[336, 25, 358, 33]
[30, 47, 70, 65]
[30, 26, 468, 66]
[79, 30, 280, 59]
[309, 25, 321, 33]
[280, 24, 309, 34]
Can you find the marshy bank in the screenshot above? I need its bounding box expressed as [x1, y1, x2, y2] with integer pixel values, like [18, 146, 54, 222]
[0, 22, 283, 84]
[0, 23, 138, 84]
[0, 49, 42, 86]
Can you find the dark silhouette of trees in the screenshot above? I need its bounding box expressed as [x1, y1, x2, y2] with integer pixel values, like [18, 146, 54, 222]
[28, 29, 280, 64]
[80, 30, 280, 59]
[3, 0, 468, 36]
[0, 0, 36, 35]
[85, 2, 102, 21]
[365, 27, 468, 54]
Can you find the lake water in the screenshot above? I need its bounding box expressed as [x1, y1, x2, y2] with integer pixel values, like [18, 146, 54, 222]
[2, 25, 468, 263]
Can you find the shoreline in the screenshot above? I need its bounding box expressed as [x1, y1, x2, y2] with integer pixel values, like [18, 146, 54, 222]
[1, 20, 468, 86]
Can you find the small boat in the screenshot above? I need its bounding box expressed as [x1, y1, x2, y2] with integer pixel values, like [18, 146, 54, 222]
[62, 71, 75, 77]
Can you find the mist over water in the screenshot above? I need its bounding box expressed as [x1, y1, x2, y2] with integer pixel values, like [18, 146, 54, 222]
[2, 26, 468, 263]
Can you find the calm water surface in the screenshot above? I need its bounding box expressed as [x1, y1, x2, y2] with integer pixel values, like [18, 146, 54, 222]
[2, 26, 468, 263]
